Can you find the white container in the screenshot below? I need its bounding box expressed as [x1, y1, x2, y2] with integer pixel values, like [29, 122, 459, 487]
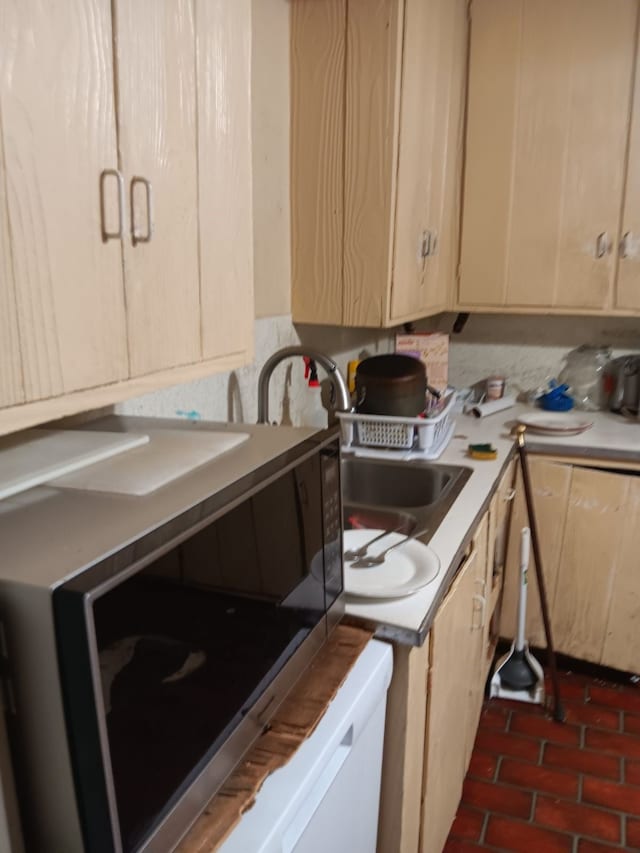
[219, 640, 393, 853]
[337, 392, 456, 457]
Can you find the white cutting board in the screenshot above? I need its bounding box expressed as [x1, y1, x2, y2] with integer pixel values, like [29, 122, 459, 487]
[48, 429, 250, 496]
[0, 429, 150, 501]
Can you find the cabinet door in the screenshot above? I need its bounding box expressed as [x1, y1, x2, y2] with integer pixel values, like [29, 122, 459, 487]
[467, 515, 490, 768]
[460, 0, 637, 310]
[197, 0, 254, 362]
[343, 0, 402, 327]
[390, 0, 466, 322]
[0, 0, 128, 400]
[554, 466, 630, 664]
[114, 0, 200, 377]
[421, 550, 477, 853]
[616, 42, 640, 310]
[602, 478, 640, 672]
[500, 459, 572, 648]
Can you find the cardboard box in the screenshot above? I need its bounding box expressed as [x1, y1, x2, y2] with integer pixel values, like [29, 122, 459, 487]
[395, 332, 449, 392]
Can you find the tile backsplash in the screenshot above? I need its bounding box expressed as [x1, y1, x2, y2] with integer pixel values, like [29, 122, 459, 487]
[117, 312, 640, 429]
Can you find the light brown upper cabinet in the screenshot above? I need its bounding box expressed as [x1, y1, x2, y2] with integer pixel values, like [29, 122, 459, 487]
[0, 0, 129, 403]
[291, 0, 468, 328]
[459, 0, 639, 313]
[115, 0, 201, 377]
[0, 0, 253, 436]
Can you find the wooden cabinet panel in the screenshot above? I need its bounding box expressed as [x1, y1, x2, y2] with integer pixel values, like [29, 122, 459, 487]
[390, 0, 466, 321]
[467, 515, 490, 768]
[616, 40, 640, 310]
[292, 0, 468, 328]
[0, 0, 128, 400]
[291, 0, 345, 326]
[500, 459, 572, 648]
[378, 638, 430, 853]
[115, 0, 200, 376]
[343, 0, 401, 327]
[460, 0, 637, 311]
[554, 466, 630, 664]
[197, 0, 254, 362]
[421, 550, 478, 853]
[602, 478, 640, 671]
[0, 117, 23, 407]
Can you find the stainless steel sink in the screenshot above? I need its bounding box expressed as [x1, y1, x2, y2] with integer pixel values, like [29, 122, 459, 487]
[342, 457, 472, 541]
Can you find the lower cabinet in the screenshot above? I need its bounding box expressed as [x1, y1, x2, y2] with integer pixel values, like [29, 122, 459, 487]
[499, 456, 640, 674]
[377, 460, 517, 853]
[421, 524, 486, 853]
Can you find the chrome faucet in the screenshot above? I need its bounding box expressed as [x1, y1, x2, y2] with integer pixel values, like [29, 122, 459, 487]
[257, 346, 351, 424]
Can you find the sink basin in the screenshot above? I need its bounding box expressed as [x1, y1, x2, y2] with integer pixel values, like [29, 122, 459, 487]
[342, 457, 458, 508]
[341, 457, 472, 541]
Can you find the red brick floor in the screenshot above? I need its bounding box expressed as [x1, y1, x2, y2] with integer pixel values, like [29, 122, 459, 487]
[444, 670, 640, 852]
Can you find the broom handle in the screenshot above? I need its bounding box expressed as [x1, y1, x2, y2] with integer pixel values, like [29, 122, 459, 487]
[516, 527, 530, 653]
[516, 426, 566, 723]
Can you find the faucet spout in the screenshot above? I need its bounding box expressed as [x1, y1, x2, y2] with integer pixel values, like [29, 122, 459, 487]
[257, 346, 351, 424]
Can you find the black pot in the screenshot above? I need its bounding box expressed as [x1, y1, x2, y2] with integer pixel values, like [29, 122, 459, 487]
[355, 354, 427, 416]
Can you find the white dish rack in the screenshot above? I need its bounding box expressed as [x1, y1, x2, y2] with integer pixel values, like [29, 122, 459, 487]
[337, 392, 456, 460]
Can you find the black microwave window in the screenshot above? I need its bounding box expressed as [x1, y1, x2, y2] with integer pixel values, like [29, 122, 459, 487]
[91, 456, 326, 853]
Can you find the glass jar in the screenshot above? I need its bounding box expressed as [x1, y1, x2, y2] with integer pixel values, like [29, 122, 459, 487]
[558, 344, 612, 411]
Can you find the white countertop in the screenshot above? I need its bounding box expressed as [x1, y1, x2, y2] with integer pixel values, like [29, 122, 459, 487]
[344, 404, 640, 644]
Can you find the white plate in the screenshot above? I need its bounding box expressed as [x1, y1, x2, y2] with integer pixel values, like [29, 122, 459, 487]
[516, 412, 593, 436]
[343, 529, 440, 599]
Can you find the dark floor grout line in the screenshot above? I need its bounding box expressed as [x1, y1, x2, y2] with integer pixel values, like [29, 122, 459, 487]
[529, 790, 537, 823]
[493, 753, 503, 784]
[577, 772, 583, 804]
[478, 808, 490, 845]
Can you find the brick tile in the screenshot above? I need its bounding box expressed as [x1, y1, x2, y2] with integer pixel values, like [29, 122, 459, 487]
[565, 701, 621, 731]
[462, 777, 532, 819]
[626, 759, 640, 787]
[548, 676, 589, 702]
[535, 795, 621, 843]
[589, 685, 640, 715]
[578, 841, 626, 853]
[499, 758, 579, 799]
[442, 840, 486, 853]
[585, 728, 640, 760]
[544, 743, 621, 780]
[485, 815, 573, 853]
[582, 776, 640, 816]
[475, 729, 540, 762]
[510, 713, 581, 745]
[449, 806, 484, 842]
[468, 749, 498, 781]
[479, 704, 510, 731]
[625, 713, 640, 737]
[491, 697, 547, 716]
[628, 817, 640, 849]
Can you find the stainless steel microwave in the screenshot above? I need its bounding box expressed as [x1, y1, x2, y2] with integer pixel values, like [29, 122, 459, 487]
[0, 418, 344, 853]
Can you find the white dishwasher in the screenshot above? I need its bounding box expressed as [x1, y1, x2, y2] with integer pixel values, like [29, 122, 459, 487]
[219, 638, 393, 853]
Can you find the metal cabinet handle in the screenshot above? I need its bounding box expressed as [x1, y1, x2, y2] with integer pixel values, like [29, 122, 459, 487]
[595, 232, 610, 259]
[130, 176, 154, 245]
[620, 231, 632, 259]
[419, 230, 439, 259]
[503, 487, 516, 503]
[420, 230, 432, 259]
[99, 169, 124, 242]
[472, 593, 486, 630]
